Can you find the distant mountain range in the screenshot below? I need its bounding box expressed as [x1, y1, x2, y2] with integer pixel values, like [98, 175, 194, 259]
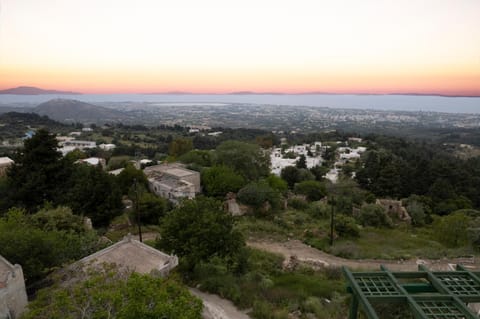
[0, 98, 133, 123]
[1, 86, 478, 97]
[0, 86, 81, 95]
[33, 99, 131, 123]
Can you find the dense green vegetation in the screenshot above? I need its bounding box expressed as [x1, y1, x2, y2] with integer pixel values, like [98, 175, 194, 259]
[21, 264, 203, 319]
[0, 207, 100, 283]
[356, 135, 480, 213]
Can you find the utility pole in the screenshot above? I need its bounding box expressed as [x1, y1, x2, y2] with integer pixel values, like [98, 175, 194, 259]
[330, 195, 335, 246]
[134, 177, 142, 242]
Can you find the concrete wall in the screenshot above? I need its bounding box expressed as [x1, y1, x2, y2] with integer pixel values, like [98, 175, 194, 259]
[177, 173, 201, 193]
[0, 263, 28, 319]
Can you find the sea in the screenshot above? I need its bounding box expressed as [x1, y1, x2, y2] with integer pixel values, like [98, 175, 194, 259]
[0, 94, 479, 114]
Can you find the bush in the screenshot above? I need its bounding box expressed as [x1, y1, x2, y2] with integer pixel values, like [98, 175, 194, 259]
[307, 201, 330, 218]
[358, 204, 393, 228]
[288, 197, 309, 210]
[294, 180, 327, 201]
[433, 212, 470, 247]
[237, 181, 281, 211]
[202, 165, 246, 197]
[335, 214, 359, 238]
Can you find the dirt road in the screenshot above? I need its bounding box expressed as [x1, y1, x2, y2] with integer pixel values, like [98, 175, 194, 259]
[189, 288, 251, 319]
[248, 239, 479, 271]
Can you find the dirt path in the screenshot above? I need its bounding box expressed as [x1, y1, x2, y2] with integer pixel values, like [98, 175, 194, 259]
[132, 232, 159, 242]
[248, 239, 479, 271]
[189, 288, 251, 319]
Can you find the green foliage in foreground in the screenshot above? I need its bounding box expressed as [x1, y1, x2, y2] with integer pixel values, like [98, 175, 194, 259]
[0, 207, 100, 283]
[22, 265, 203, 319]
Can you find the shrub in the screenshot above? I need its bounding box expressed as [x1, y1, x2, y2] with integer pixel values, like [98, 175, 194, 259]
[288, 197, 309, 210]
[334, 214, 359, 238]
[358, 204, 393, 228]
[294, 180, 327, 201]
[307, 201, 330, 218]
[433, 212, 470, 247]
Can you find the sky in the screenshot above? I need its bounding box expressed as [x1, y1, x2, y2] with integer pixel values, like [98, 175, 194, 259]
[0, 0, 479, 95]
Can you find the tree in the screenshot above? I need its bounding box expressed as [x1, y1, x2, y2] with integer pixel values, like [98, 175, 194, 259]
[404, 198, 427, 226]
[136, 192, 169, 225]
[30, 206, 87, 233]
[281, 166, 300, 189]
[179, 149, 214, 167]
[237, 181, 281, 211]
[157, 197, 244, 268]
[169, 138, 193, 158]
[6, 129, 68, 211]
[296, 154, 307, 169]
[202, 165, 246, 197]
[22, 264, 203, 319]
[61, 164, 123, 227]
[357, 204, 393, 228]
[215, 141, 270, 181]
[265, 174, 288, 193]
[310, 165, 329, 181]
[335, 215, 359, 238]
[294, 180, 326, 201]
[116, 163, 149, 195]
[0, 208, 99, 282]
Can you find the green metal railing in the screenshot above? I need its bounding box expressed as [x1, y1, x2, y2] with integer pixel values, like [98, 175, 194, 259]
[344, 265, 480, 319]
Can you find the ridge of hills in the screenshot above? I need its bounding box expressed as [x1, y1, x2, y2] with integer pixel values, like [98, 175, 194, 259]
[0, 86, 81, 95]
[33, 98, 131, 123]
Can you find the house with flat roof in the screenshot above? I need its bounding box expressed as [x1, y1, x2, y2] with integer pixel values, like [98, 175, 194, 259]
[0, 255, 28, 319]
[144, 163, 201, 204]
[77, 234, 178, 276]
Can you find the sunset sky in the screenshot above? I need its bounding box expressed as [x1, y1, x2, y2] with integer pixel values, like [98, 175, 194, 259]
[0, 0, 479, 95]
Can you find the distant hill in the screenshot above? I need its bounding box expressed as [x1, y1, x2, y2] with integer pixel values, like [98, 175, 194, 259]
[0, 106, 33, 114]
[33, 99, 131, 123]
[0, 112, 65, 127]
[0, 86, 81, 95]
[0, 112, 67, 140]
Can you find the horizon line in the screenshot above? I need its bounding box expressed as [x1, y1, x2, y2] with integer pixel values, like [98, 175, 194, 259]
[1, 86, 480, 98]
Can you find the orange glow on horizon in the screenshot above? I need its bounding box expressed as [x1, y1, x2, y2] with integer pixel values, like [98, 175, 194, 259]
[1, 0, 479, 96]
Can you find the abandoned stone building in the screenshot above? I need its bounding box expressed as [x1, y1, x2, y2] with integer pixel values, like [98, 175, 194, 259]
[0, 255, 28, 319]
[144, 163, 201, 204]
[376, 199, 412, 223]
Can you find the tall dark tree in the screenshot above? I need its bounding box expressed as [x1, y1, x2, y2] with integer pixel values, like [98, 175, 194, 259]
[296, 154, 307, 169]
[61, 164, 122, 227]
[6, 129, 68, 212]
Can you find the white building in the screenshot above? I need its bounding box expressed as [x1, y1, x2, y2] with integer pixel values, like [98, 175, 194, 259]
[58, 140, 97, 156]
[98, 143, 116, 151]
[75, 157, 106, 168]
[270, 142, 324, 176]
[144, 164, 201, 204]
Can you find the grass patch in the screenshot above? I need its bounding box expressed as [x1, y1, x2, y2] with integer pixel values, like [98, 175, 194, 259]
[238, 209, 477, 261]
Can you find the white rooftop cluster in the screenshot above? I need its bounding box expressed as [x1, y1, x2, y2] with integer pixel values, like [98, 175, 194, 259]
[270, 141, 325, 176]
